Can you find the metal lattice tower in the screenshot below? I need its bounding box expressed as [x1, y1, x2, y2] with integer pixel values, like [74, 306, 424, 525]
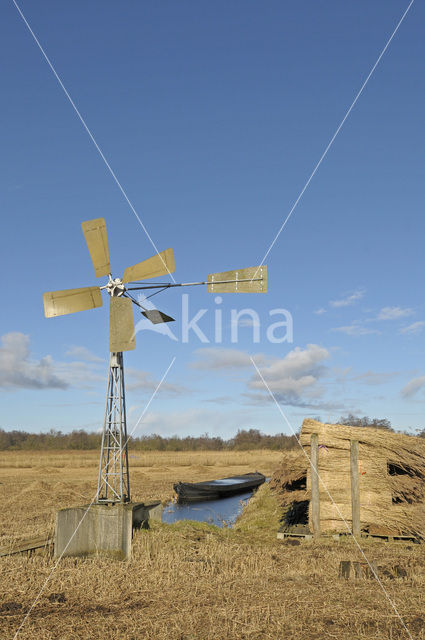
[97, 352, 130, 503]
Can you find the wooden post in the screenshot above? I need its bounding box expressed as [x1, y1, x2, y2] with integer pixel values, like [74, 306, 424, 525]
[310, 433, 320, 537]
[350, 439, 361, 537]
[339, 560, 351, 579]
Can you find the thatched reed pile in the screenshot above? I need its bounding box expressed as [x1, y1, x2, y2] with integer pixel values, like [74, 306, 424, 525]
[271, 419, 425, 538]
[269, 449, 309, 529]
[269, 450, 308, 506]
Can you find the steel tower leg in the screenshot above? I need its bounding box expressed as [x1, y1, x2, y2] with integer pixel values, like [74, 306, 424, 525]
[96, 352, 130, 503]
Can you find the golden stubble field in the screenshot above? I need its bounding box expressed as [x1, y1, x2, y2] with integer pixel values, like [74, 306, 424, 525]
[0, 449, 424, 640]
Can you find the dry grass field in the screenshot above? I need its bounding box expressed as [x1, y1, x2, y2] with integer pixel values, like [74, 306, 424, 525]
[0, 449, 424, 640]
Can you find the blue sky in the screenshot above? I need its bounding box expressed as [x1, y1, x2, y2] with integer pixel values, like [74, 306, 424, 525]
[1, 0, 424, 437]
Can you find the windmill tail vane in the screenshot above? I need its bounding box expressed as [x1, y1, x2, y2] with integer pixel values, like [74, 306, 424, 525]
[43, 217, 267, 503]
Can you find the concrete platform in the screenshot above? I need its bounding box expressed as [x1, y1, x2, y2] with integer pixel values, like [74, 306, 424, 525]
[54, 501, 163, 560]
[132, 501, 162, 529]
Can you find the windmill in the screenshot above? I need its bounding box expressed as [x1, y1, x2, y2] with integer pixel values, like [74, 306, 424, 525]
[43, 218, 267, 505]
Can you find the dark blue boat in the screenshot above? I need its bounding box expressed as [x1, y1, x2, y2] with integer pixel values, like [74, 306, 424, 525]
[173, 471, 266, 503]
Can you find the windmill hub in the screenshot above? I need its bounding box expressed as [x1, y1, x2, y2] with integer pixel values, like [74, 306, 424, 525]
[106, 276, 125, 297]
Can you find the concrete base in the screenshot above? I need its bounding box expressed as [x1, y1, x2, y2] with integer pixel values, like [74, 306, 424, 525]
[132, 501, 163, 529]
[54, 501, 163, 560]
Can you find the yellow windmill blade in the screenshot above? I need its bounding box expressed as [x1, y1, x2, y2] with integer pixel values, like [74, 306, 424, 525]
[207, 265, 267, 293]
[43, 287, 102, 318]
[122, 248, 175, 283]
[109, 297, 136, 352]
[81, 217, 111, 277]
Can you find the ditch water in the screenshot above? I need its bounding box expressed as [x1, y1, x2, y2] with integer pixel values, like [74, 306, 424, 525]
[162, 477, 270, 527]
[162, 490, 253, 528]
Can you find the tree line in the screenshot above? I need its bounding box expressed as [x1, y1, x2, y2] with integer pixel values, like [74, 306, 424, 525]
[0, 428, 298, 451]
[1, 417, 423, 451]
[330, 414, 425, 437]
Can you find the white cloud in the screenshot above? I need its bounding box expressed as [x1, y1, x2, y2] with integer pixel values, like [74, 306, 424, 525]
[353, 371, 398, 385]
[0, 333, 183, 396]
[191, 347, 266, 370]
[126, 368, 185, 394]
[191, 344, 332, 408]
[0, 332, 68, 390]
[52, 360, 104, 388]
[65, 346, 104, 362]
[330, 289, 364, 308]
[204, 396, 236, 404]
[242, 392, 342, 411]
[0, 332, 111, 391]
[377, 306, 414, 321]
[253, 344, 328, 380]
[401, 376, 425, 398]
[249, 344, 330, 405]
[332, 324, 380, 336]
[314, 308, 327, 315]
[400, 321, 425, 335]
[132, 407, 258, 438]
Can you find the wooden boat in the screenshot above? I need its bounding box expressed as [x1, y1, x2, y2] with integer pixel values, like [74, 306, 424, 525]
[173, 471, 266, 503]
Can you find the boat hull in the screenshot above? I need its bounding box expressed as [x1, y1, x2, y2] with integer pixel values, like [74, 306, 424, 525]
[173, 472, 266, 503]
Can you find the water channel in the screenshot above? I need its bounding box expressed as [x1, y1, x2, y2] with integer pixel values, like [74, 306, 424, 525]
[162, 489, 253, 528]
[162, 476, 270, 527]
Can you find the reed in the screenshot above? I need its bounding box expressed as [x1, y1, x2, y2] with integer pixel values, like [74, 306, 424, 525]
[271, 419, 425, 537]
[1, 448, 424, 640]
